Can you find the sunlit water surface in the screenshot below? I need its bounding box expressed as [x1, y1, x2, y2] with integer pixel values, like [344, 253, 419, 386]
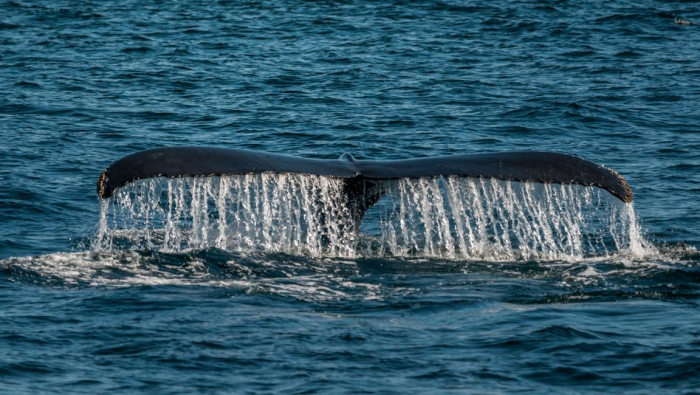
[1, 0, 699, 393]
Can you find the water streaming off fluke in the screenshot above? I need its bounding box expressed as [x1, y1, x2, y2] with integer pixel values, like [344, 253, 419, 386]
[93, 175, 649, 261]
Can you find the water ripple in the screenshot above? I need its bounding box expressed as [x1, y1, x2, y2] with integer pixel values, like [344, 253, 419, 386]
[1, 0, 700, 392]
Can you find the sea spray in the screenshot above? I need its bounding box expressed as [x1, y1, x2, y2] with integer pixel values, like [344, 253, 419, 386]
[92, 175, 648, 260]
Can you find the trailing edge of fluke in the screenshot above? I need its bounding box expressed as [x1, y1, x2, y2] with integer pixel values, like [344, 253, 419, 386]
[97, 147, 633, 206]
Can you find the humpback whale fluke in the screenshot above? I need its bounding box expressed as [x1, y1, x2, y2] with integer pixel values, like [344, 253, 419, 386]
[97, 147, 633, 223]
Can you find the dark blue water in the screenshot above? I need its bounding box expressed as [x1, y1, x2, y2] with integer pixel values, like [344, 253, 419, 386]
[1, 0, 699, 393]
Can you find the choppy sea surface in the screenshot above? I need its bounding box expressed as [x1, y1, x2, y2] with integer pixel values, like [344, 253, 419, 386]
[1, 0, 699, 393]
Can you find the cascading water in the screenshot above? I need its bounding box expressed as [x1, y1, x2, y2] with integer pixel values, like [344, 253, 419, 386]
[92, 174, 649, 261]
[364, 178, 648, 261]
[94, 174, 357, 257]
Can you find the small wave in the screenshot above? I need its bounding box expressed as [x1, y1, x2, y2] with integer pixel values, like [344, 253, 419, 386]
[668, 163, 699, 171]
[121, 46, 152, 54]
[562, 50, 596, 58]
[614, 50, 642, 58]
[1, 242, 695, 306]
[595, 14, 650, 23]
[12, 81, 42, 89]
[0, 22, 20, 30]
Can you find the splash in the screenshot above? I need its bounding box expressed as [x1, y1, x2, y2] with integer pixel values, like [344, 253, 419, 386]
[92, 175, 651, 261]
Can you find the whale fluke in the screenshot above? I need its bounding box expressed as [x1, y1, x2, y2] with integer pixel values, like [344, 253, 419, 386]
[97, 147, 633, 223]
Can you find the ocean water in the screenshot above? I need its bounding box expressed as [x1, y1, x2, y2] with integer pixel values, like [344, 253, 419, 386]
[1, 0, 699, 393]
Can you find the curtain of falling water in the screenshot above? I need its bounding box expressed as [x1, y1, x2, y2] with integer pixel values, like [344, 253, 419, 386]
[94, 174, 356, 257]
[367, 178, 648, 261]
[93, 175, 648, 260]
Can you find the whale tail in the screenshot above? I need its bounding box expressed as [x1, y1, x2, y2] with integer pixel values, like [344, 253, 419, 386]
[97, 147, 633, 225]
